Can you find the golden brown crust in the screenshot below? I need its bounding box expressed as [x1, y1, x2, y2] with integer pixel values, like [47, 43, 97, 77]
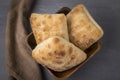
[32, 36, 87, 72]
[30, 13, 69, 44]
[67, 4, 104, 50]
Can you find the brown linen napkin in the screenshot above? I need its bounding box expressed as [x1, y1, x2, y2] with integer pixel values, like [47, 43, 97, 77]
[6, 0, 42, 80]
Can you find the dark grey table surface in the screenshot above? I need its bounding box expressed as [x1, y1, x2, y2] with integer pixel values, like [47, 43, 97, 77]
[0, 0, 120, 80]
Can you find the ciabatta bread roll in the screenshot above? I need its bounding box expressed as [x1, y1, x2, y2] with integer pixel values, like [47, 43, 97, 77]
[30, 13, 69, 44]
[32, 36, 87, 72]
[67, 4, 104, 50]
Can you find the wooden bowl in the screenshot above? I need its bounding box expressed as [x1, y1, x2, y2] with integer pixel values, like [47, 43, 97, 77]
[25, 7, 101, 80]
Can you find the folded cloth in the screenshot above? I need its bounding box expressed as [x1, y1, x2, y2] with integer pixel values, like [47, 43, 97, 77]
[6, 0, 42, 80]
